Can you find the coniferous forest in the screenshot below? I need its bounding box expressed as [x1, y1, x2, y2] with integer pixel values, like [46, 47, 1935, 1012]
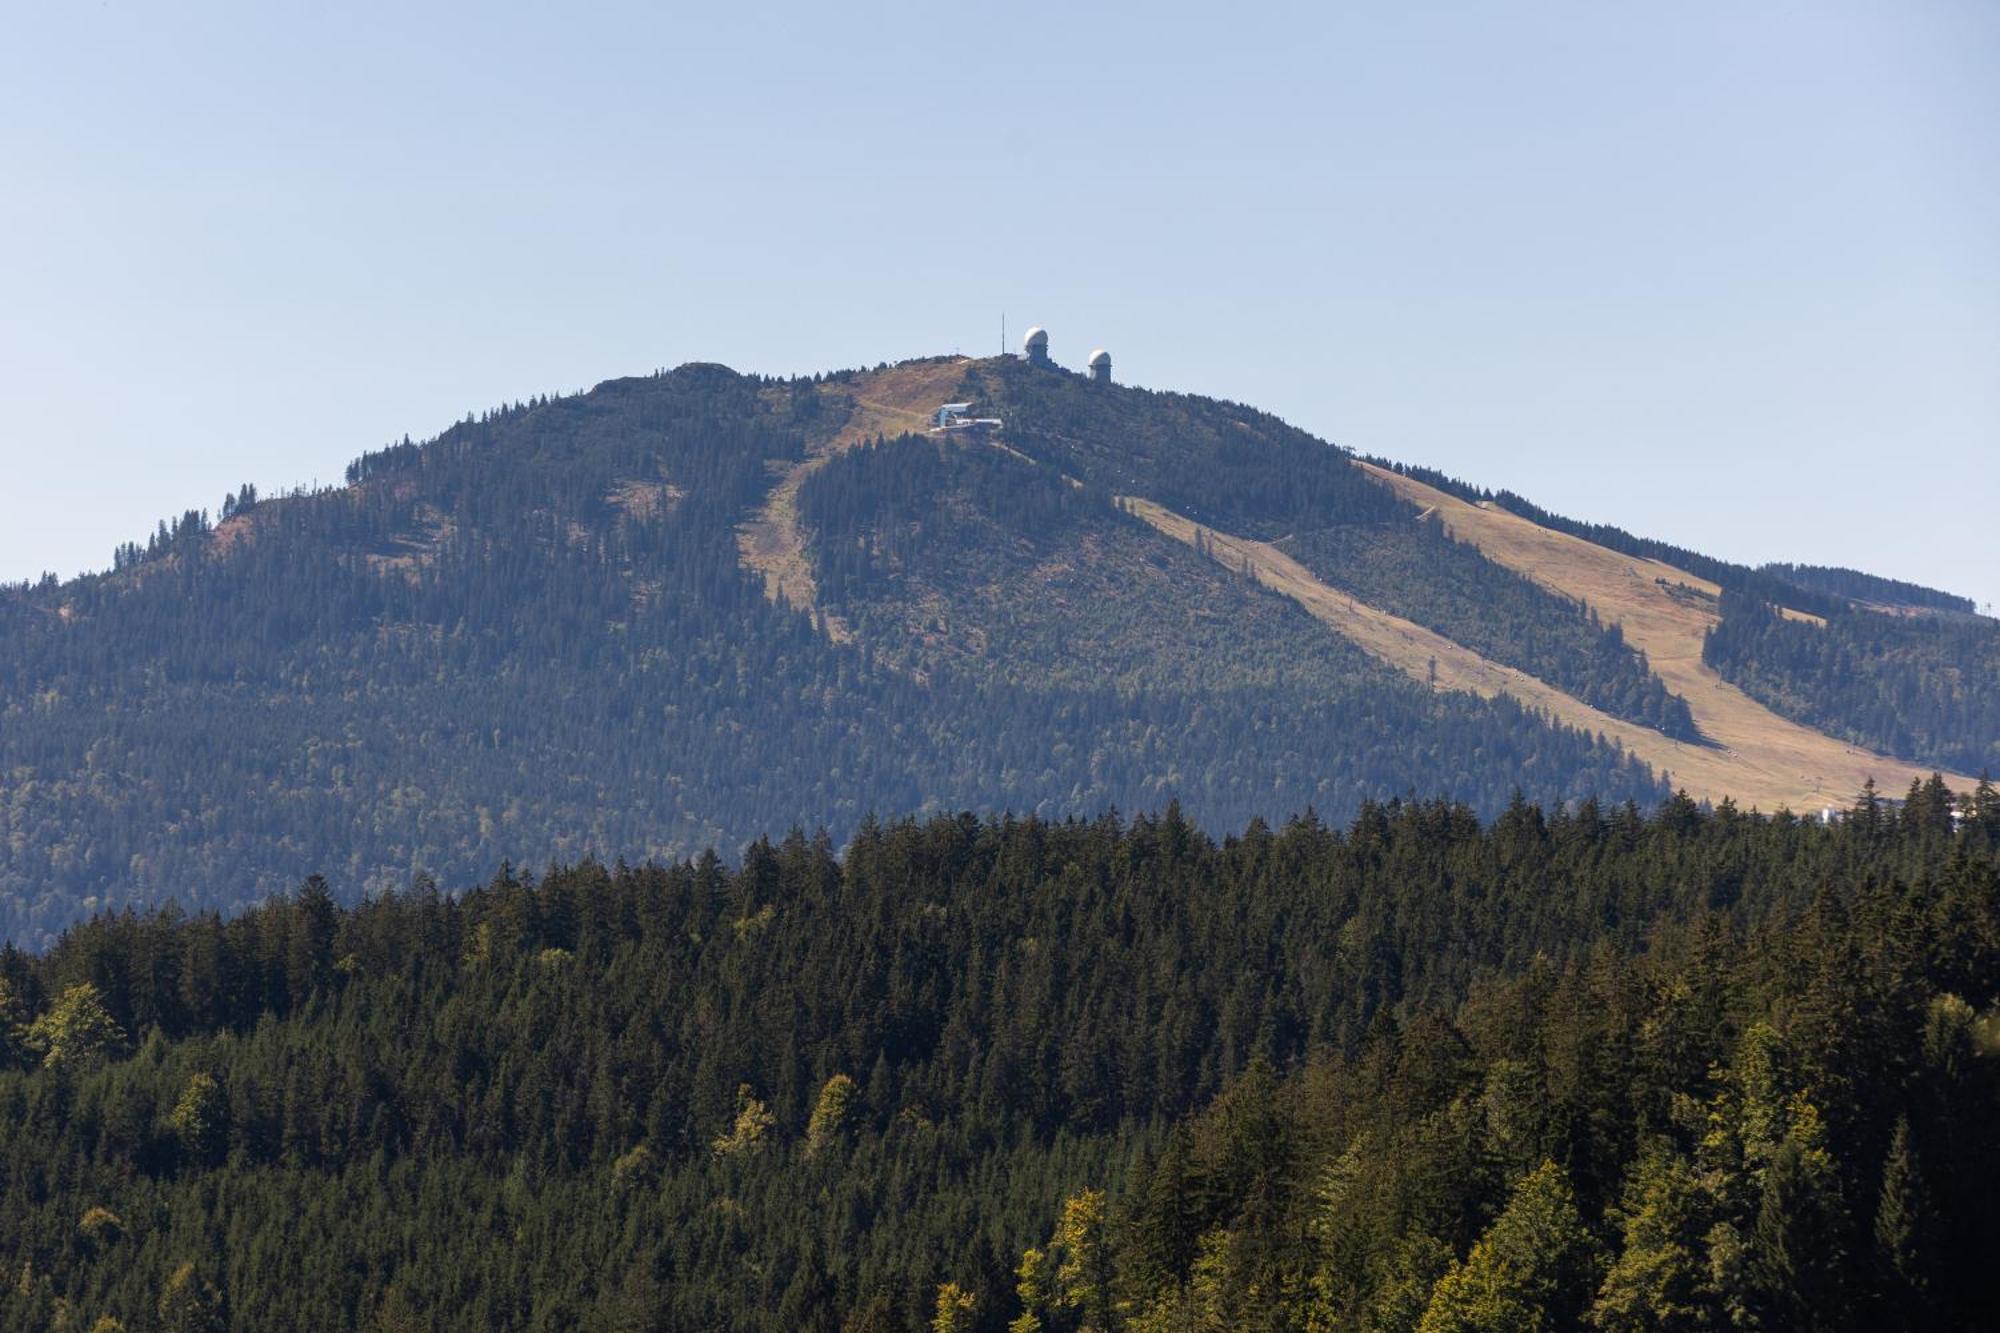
[1703, 590, 2000, 776]
[2, 782, 1997, 1330]
[2, 355, 1996, 1330]
[1278, 522, 1700, 741]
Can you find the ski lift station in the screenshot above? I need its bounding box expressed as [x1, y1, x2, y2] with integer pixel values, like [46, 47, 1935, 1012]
[930, 324, 1115, 433]
[932, 402, 1003, 433]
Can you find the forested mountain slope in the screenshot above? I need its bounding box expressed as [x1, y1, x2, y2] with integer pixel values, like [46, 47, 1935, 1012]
[0, 360, 1668, 945]
[0, 350, 1989, 943]
[1279, 517, 1699, 740]
[1115, 497, 1791, 807]
[863, 359, 1700, 739]
[1355, 463, 1981, 807]
[798, 436, 1367, 694]
[1704, 590, 2000, 774]
[1, 789, 1994, 1330]
[1372, 460, 1997, 779]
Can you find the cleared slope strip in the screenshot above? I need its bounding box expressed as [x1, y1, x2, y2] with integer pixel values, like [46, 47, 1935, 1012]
[1352, 463, 1975, 806]
[1120, 496, 1765, 804]
[737, 358, 975, 636]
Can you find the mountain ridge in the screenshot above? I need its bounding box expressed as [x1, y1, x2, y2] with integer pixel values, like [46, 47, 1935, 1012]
[719, 352, 1976, 808]
[0, 350, 1989, 943]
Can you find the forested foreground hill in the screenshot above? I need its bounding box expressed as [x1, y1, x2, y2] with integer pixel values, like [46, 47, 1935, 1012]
[1, 785, 1996, 1330]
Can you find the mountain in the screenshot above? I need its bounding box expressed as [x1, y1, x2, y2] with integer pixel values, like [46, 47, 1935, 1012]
[0, 350, 1990, 944]
[3, 351, 1999, 1332]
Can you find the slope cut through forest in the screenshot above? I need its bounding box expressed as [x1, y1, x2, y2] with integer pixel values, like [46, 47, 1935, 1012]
[1357, 463, 1978, 808]
[757, 357, 1971, 814]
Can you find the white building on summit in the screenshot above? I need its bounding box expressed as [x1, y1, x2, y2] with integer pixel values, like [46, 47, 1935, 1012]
[1021, 326, 1050, 366]
[1017, 325, 1111, 382]
[932, 402, 1003, 433]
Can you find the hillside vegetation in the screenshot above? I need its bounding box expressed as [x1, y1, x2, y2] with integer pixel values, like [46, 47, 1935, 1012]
[1704, 592, 2000, 775]
[1758, 563, 1976, 615]
[1279, 520, 1700, 741]
[1357, 463, 1979, 809]
[0, 360, 1670, 945]
[968, 358, 1406, 542]
[817, 361, 1703, 742]
[1372, 462, 1859, 620]
[798, 435, 1370, 695]
[0, 788, 1994, 1329]
[1369, 460, 1996, 774]
[1, 351, 1991, 943]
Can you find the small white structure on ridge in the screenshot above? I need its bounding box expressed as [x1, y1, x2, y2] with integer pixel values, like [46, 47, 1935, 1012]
[1087, 349, 1111, 384]
[1022, 326, 1050, 366]
[932, 402, 1003, 433]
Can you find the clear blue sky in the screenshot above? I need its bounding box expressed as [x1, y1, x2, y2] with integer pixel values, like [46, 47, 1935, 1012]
[4, 2, 1995, 608]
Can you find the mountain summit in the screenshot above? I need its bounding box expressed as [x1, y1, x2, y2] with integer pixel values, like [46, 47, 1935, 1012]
[0, 350, 1989, 942]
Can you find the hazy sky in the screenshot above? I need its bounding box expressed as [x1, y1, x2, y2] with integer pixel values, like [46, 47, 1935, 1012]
[3, 2, 1995, 608]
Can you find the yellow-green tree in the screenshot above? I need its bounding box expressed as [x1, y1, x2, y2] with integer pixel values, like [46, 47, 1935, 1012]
[1053, 1188, 1116, 1329]
[1013, 1187, 1119, 1330]
[373, 1286, 427, 1333]
[1589, 1145, 1714, 1330]
[77, 1207, 123, 1252]
[1692, 1023, 1851, 1326]
[1357, 1234, 1454, 1333]
[26, 984, 125, 1071]
[168, 1072, 227, 1164]
[157, 1263, 224, 1333]
[609, 1144, 658, 1193]
[1419, 1161, 1598, 1333]
[1016, 1184, 1112, 1320]
[932, 1281, 976, 1333]
[1183, 1227, 1239, 1333]
[711, 1083, 776, 1156]
[805, 1072, 857, 1157]
[1008, 1246, 1048, 1333]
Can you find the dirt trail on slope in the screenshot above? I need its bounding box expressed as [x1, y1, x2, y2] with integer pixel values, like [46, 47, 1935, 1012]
[737, 358, 976, 637]
[1351, 463, 1975, 807]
